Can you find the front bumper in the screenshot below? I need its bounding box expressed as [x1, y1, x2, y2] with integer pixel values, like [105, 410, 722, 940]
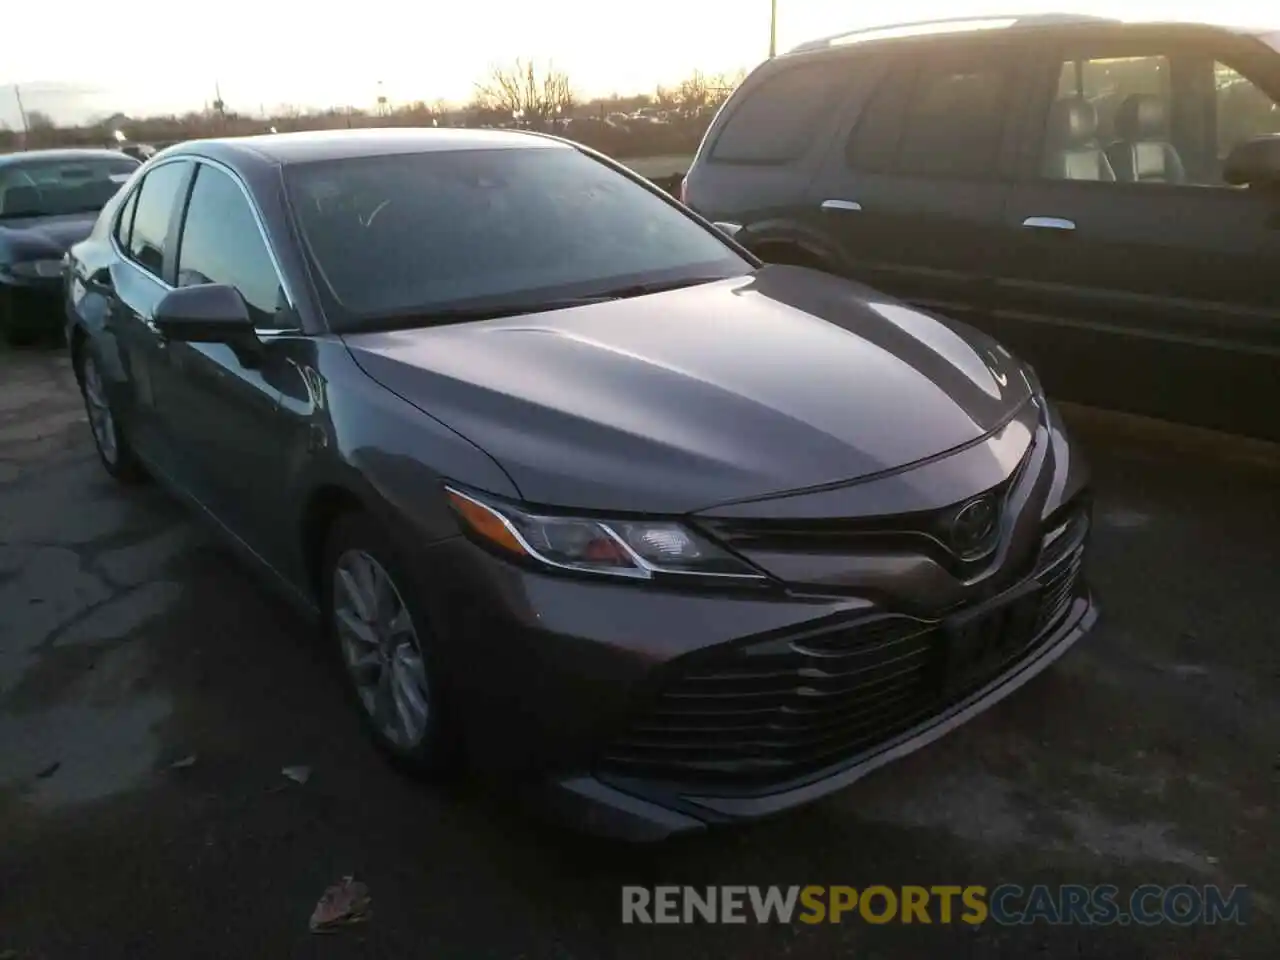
[416, 499, 1095, 841]
[548, 589, 1096, 840]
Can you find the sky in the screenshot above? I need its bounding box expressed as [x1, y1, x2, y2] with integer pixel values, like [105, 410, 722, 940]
[2, 0, 1276, 128]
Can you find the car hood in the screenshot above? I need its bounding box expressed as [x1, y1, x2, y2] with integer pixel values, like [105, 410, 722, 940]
[342, 265, 1032, 514]
[0, 213, 97, 258]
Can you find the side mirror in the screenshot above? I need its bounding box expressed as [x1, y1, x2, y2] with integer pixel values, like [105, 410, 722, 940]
[1223, 135, 1280, 188]
[154, 284, 256, 343]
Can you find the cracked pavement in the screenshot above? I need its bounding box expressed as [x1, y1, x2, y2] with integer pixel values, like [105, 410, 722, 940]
[0, 348, 1276, 959]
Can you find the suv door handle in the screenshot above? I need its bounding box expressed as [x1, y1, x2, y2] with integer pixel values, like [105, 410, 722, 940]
[1022, 216, 1076, 231]
[822, 199, 863, 212]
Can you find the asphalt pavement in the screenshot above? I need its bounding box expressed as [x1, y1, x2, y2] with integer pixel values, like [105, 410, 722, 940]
[0, 347, 1276, 959]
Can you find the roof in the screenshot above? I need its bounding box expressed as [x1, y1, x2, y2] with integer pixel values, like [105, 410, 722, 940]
[787, 13, 1275, 55]
[175, 127, 566, 167]
[0, 148, 138, 167]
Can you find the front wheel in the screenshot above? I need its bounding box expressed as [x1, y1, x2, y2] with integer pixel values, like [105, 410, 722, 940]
[322, 512, 457, 775]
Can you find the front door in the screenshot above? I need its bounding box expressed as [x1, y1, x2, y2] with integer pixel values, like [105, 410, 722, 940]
[992, 29, 1280, 439]
[154, 160, 297, 557]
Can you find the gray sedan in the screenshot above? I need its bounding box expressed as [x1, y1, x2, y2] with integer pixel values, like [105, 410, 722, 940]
[64, 128, 1096, 840]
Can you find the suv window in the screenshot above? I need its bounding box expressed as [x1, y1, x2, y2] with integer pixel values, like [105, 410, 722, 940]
[710, 59, 850, 164]
[1215, 62, 1280, 159]
[1042, 49, 1280, 187]
[848, 56, 1013, 179]
[177, 164, 285, 327]
[114, 186, 139, 249]
[127, 161, 189, 278]
[1056, 55, 1171, 143]
[899, 60, 1011, 178]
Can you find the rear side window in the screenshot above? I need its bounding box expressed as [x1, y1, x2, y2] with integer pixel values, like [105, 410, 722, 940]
[114, 187, 139, 249]
[897, 61, 1012, 178]
[710, 59, 851, 164]
[847, 53, 1014, 180]
[127, 161, 190, 278]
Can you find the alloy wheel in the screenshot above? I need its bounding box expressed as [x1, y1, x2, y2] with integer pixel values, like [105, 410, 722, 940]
[332, 548, 431, 748]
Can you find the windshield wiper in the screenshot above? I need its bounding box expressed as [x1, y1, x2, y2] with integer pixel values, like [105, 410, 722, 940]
[588, 275, 729, 300]
[357, 295, 624, 331]
[354, 277, 732, 333]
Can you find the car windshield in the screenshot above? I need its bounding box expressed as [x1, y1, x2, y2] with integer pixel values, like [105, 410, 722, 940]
[284, 146, 750, 329]
[0, 156, 138, 219]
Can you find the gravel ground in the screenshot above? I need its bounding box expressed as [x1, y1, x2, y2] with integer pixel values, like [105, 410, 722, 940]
[0, 347, 1276, 959]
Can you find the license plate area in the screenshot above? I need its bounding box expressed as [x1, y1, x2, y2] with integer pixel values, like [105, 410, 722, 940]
[943, 582, 1043, 693]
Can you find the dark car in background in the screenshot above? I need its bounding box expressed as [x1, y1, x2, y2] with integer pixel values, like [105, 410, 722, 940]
[65, 129, 1094, 839]
[683, 15, 1280, 441]
[0, 148, 139, 343]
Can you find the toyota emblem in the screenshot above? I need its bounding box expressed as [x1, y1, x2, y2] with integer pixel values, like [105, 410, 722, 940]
[950, 495, 999, 557]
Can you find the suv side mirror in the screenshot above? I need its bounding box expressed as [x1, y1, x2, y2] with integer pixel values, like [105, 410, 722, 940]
[1223, 135, 1280, 188]
[154, 284, 256, 343]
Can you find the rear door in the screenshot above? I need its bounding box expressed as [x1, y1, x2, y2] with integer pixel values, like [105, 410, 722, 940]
[993, 27, 1280, 439]
[805, 36, 1035, 323]
[683, 51, 884, 251]
[105, 158, 194, 471]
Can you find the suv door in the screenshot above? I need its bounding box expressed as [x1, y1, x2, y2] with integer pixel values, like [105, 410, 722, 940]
[105, 158, 194, 472]
[805, 37, 1035, 323]
[157, 160, 297, 557]
[994, 27, 1280, 439]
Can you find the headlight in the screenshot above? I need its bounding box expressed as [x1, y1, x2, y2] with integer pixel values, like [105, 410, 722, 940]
[444, 486, 766, 583]
[9, 258, 65, 279]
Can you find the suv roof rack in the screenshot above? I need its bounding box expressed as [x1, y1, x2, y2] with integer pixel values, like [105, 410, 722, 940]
[788, 13, 1119, 54]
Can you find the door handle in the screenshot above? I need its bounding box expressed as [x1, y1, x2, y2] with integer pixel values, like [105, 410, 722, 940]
[1022, 216, 1076, 231]
[821, 199, 863, 212]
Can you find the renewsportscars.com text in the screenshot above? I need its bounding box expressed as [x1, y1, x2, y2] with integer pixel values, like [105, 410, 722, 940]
[621, 884, 1250, 926]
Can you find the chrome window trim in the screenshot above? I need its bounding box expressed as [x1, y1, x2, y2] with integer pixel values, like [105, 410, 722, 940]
[108, 154, 302, 336]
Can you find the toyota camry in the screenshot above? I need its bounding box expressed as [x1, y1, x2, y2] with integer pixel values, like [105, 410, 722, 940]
[64, 129, 1097, 839]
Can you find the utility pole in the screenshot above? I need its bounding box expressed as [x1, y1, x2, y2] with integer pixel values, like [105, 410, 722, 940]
[769, 0, 777, 58]
[12, 84, 30, 148]
[13, 84, 29, 133]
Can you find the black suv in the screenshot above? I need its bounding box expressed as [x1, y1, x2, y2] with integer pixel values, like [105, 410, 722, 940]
[683, 15, 1280, 441]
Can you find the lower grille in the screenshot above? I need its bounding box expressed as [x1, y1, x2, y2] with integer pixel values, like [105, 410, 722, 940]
[599, 533, 1086, 791]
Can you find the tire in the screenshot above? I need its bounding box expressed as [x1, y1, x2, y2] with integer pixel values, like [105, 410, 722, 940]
[76, 345, 147, 483]
[321, 511, 457, 776]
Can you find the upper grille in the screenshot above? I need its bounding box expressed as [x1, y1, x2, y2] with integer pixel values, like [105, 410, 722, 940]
[598, 516, 1087, 792]
[698, 449, 1032, 573]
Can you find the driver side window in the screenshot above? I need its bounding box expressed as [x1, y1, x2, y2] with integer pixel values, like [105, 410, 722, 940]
[176, 163, 287, 328]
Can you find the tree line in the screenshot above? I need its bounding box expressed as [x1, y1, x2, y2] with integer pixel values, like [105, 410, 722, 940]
[1, 61, 747, 159]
